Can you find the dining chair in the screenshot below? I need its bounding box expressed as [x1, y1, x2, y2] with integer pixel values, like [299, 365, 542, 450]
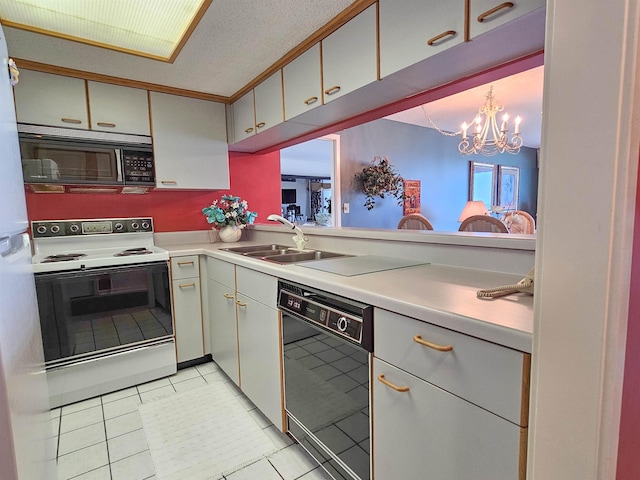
[502, 210, 535, 234]
[458, 215, 509, 233]
[397, 213, 434, 230]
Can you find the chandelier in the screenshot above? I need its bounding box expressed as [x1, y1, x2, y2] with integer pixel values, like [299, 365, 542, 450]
[458, 86, 522, 156]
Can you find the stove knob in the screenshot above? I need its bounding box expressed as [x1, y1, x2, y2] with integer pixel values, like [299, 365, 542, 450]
[337, 316, 349, 332]
[114, 222, 124, 232]
[69, 224, 80, 233]
[50, 225, 60, 234]
[36, 225, 47, 235]
[141, 221, 150, 230]
[131, 222, 139, 230]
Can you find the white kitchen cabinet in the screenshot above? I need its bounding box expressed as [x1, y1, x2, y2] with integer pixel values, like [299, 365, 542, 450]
[373, 308, 529, 478]
[231, 90, 256, 143]
[206, 257, 283, 428]
[150, 92, 229, 190]
[470, 0, 546, 39]
[14, 70, 89, 128]
[283, 44, 322, 121]
[87, 81, 150, 135]
[321, 4, 378, 103]
[208, 279, 240, 385]
[373, 358, 524, 480]
[170, 256, 204, 363]
[379, 0, 466, 79]
[207, 258, 239, 385]
[235, 266, 282, 429]
[254, 71, 284, 134]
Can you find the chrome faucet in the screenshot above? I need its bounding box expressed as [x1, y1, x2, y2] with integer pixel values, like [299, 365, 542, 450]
[267, 214, 309, 250]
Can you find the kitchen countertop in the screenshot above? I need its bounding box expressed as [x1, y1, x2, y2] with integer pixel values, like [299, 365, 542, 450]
[161, 240, 534, 353]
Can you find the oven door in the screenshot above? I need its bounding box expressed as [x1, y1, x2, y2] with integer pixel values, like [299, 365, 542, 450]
[282, 312, 371, 480]
[35, 261, 173, 366]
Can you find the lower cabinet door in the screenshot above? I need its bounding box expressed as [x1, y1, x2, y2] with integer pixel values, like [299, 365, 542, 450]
[172, 277, 203, 363]
[236, 293, 283, 430]
[208, 279, 240, 385]
[373, 358, 525, 480]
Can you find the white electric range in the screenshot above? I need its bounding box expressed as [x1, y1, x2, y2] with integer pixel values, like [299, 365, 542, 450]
[31, 218, 176, 408]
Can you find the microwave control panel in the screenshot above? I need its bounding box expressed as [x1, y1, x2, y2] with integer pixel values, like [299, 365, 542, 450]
[122, 150, 155, 185]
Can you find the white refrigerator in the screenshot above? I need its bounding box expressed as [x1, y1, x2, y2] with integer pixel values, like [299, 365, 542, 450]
[0, 25, 57, 479]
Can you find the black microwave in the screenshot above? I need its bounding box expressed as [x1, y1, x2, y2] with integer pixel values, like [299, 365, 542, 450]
[18, 124, 155, 193]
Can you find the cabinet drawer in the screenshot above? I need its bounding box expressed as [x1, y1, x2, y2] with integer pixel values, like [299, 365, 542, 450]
[236, 266, 277, 308]
[374, 308, 529, 425]
[207, 257, 235, 288]
[170, 255, 199, 280]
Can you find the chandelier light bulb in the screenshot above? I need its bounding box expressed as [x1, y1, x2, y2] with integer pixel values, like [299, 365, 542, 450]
[515, 116, 522, 134]
[461, 122, 469, 139]
[501, 113, 509, 132]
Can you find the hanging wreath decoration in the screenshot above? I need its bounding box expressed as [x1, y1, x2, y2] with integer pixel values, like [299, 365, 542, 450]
[355, 156, 406, 210]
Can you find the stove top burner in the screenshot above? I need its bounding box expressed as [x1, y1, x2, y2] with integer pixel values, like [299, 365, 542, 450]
[114, 247, 154, 257]
[42, 253, 87, 263]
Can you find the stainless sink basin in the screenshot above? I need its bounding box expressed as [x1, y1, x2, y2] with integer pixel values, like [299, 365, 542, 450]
[220, 244, 351, 264]
[220, 244, 290, 254]
[262, 250, 351, 264]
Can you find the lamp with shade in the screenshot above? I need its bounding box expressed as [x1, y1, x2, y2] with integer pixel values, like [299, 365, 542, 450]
[458, 200, 489, 222]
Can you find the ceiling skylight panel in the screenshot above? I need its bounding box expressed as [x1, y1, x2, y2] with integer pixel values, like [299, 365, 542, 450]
[0, 0, 210, 61]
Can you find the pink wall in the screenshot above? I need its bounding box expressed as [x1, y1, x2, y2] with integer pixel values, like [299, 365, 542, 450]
[616, 151, 640, 478]
[24, 150, 282, 232]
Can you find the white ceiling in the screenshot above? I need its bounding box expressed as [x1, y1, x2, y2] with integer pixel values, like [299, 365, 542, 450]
[1, 0, 359, 97]
[386, 66, 544, 149]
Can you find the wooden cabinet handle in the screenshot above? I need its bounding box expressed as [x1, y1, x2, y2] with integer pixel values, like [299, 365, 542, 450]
[235, 300, 247, 307]
[413, 334, 453, 352]
[244, 127, 254, 133]
[61, 118, 82, 124]
[377, 374, 410, 392]
[477, 2, 514, 22]
[324, 85, 341, 96]
[427, 30, 457, 46]
[161, 180, 177, 185]
[256, 122, 266, 129]
[96, 122, 116, 128]
[223, 293, 234, 299]
[304, 96, 318, 105]
[177, 261, 194, 266]
[178, 283, 195, 289]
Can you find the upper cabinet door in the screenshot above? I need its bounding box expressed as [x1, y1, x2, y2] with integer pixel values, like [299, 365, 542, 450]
[14, 70, 89, 128]
[254, 71, 284, 134]
[321, 4, 378, 103]
[283, 44, 322, 121]
[470, 0, 546, 38]
[150, 92, 229, 190]
[379, 0, 465, 79]
[232, 90, 256, 143]
[87, 82, 150, 135]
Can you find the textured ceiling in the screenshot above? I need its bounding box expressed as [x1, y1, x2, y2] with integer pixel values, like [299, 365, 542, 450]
[2, 0, 359, 97]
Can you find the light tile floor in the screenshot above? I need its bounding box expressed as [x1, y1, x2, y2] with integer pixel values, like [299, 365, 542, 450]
[51, 361, 334, 480]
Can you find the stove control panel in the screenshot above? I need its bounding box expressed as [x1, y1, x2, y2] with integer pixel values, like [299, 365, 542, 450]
[32, 218, 154, 238]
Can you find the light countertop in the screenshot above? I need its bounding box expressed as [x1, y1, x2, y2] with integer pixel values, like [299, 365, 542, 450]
[161, 240, 534, 353]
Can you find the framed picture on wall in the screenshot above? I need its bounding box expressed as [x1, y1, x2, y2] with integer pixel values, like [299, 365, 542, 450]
[403, 180, 421, 215]
[469, 162, 497, 210]
[498, 166, 520, 209]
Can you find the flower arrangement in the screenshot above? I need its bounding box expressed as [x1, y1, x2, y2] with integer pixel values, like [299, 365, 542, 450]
[354, 156, 405, 210]
[202, 195, 257, 228]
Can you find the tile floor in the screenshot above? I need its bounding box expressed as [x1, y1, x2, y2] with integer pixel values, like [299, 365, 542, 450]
[50, 361, 334, 480]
